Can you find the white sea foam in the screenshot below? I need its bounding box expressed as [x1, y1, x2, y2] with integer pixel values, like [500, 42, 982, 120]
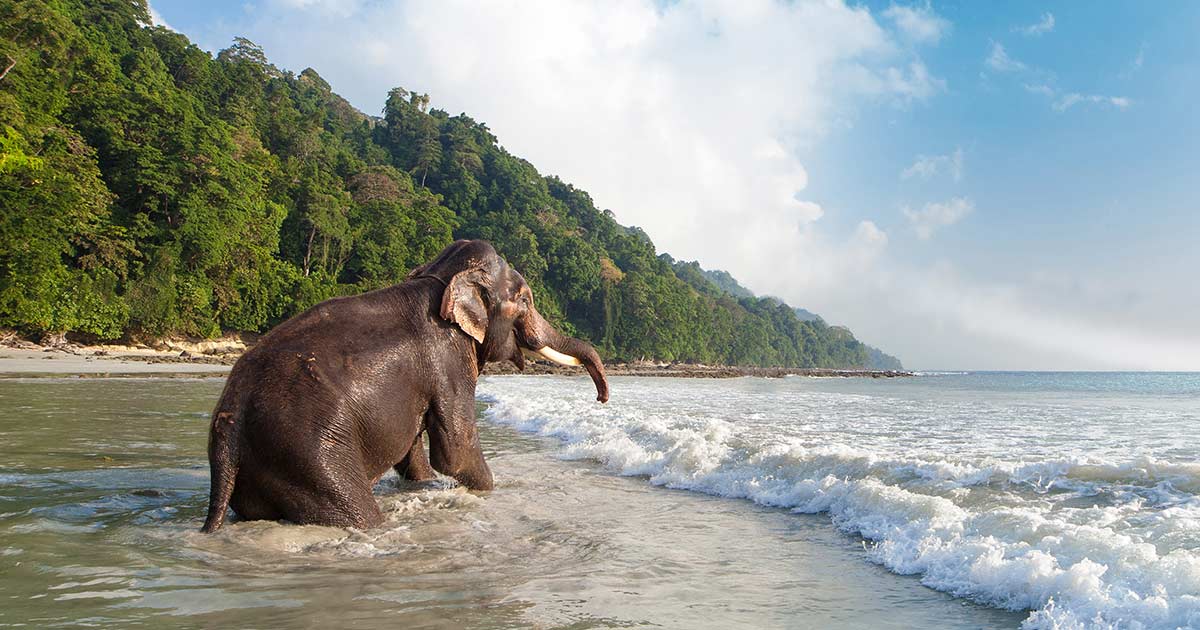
[185, 486, 484, 560]
[478, 375, 1200, 629]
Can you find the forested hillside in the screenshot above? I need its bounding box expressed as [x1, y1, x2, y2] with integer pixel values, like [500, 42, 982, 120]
[0, 0, 896, 368]
[865, 346, 904, 371]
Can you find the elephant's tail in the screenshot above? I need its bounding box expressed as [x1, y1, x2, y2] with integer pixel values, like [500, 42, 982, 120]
[201, 405, 241, 533]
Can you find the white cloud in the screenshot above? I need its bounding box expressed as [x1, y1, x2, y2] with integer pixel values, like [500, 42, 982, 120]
[854, 220, 888, 247]
[850, 220, 888, 263]
[901, 147, 963, 181]
[1054, 93, 1131, 112]
[882, 2, 950, 44]
[986, 41, 1026, 72]
[902, 197, 972, 239]
[270, 0, 362, 16]
[1120, 43, 1147, 78]
[1025, 84, 1131, 112]
[881, 60, 946, 102]
[1013, 12, 1055, 37]
[793, 200, 826, 223]
[1022, 82, 1055, 97]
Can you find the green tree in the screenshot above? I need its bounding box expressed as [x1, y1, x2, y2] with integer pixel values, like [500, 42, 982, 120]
[0, 0, 890, 368]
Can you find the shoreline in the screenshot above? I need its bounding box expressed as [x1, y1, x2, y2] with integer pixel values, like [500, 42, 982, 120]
[0, 337, 910, 379]
[0, 342, 234, 377]
[482, 361, 911, 379]
[0, 347, 232, 377]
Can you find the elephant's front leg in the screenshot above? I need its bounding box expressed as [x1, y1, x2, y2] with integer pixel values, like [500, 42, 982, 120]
[426, 396, 493, 491]
[395, 431, 436, 482]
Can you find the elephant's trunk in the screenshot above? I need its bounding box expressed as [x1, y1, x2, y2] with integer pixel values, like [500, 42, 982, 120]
[525, 311, 609, 403]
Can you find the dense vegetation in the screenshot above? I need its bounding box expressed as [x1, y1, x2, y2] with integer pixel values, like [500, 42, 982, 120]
[0, 0, 898, 369]
[865, 345, 904, 371]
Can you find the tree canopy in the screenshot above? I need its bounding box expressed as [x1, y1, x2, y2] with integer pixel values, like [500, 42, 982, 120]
[0, 0, 894, 369]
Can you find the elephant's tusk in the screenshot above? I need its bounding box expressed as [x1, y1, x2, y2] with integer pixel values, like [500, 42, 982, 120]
[535, 346, 582, 367]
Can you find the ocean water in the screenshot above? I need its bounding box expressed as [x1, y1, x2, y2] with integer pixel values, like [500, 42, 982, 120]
[478, 372, 1200, 629]
[0, 373, 1195, 628]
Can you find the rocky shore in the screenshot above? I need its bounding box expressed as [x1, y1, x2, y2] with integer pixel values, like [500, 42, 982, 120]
[0, 332, 910, 378]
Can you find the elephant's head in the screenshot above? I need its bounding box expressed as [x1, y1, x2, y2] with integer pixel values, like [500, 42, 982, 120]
[409, 240, 610, 403]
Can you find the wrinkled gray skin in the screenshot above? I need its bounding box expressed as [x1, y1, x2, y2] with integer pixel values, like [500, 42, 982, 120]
[202, 240, 609, 532]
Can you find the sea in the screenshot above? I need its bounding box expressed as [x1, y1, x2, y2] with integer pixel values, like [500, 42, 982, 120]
[0, 372, 1196, 628]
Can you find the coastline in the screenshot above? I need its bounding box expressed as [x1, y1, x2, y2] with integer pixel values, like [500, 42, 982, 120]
[0, 346, 233, 377]
[0, 336, 910, 378]
[482, 360, 911, 379]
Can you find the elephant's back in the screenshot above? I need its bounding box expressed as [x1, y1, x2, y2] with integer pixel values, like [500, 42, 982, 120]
[220, 303, 433, 448]
[214, 282, 452, 469]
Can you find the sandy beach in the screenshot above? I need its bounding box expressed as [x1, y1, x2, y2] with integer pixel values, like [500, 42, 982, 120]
[0, 337, 909, 379]
[0, 347, 233, 377]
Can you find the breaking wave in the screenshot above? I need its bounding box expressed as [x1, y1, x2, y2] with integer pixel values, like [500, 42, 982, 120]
[478, 376, 1200, 629]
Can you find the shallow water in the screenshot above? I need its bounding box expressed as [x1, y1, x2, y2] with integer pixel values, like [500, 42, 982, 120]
[0, 377, 1027, 629]
[479, 372, 1200, 629]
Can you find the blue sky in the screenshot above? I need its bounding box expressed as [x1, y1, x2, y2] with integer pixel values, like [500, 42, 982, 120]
[815, 2, 1200, 268]
[150, 1, 1200, 370]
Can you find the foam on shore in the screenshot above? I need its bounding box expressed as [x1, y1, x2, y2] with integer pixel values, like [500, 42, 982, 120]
[478, 376, 1200, 629]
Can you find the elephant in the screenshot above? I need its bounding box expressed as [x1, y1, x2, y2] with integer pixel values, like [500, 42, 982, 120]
[200, 240, 609, 532]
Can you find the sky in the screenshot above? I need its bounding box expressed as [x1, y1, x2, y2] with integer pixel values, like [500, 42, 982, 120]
[150, 0, 1200, 370]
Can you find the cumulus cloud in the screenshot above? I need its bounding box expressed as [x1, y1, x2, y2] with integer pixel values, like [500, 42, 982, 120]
[882, 2, 950, 44]
[854, 220, 888, 248]
[985, 41, 1026, 72]
[792, 200, 826, 223]
[1013, 13, 1055, 37]
[850, 221, 888, 264]
[902, 197, 972, 239]
[901, 147, 963, 181]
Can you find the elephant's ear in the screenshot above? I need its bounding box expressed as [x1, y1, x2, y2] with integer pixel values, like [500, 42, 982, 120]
[440, 268, 490, 344]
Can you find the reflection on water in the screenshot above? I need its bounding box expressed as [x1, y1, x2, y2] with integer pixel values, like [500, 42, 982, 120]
[0, 378, 1021, 628]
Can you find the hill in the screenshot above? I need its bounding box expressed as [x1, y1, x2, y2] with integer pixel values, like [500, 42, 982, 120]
[790, 308, 901, 370]
[0, 0, 896, 369]
[865, 346, 903, 371]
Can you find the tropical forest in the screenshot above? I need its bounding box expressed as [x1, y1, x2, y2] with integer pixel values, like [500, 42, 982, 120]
[0, 0, 900, 369]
